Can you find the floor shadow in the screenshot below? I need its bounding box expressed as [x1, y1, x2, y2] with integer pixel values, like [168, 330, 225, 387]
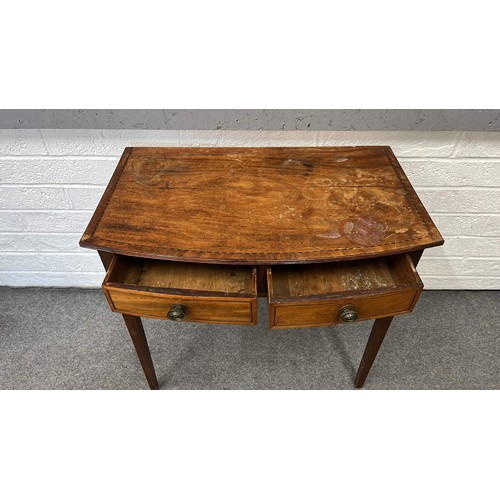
[326, 330, 358, 378]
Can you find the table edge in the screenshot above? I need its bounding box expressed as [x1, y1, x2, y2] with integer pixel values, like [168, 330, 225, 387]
[79, 146, 444, 264]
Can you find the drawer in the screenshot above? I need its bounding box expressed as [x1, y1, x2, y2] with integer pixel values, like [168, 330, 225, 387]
[267, 254, 423, 329]
[103, 255, 257, 324]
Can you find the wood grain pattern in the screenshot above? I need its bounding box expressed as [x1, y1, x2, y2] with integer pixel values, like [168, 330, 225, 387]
[105, 289, 257, 324]
[269, 289, 421, 329]
[270, 255, 416, 299]
[84, 147, 442, 389]
[267, 254, 423, 329]
[80, 147, 444, 264]
[122, 314, 159, 390]
[107, 256, 254, 296]
[354, 316, 394, 388]
[102, 256, 258, 324]
[269, 254, 421, 300]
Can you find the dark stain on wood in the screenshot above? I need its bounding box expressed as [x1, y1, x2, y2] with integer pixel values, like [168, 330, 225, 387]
[80, 147, 444, 264]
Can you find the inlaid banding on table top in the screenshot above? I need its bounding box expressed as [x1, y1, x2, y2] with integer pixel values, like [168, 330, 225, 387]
[80, 147, 443, 264]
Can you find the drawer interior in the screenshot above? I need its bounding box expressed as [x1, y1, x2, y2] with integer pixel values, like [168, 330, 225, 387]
[268, 254, 421, 301]
[105, 255, 256, 297]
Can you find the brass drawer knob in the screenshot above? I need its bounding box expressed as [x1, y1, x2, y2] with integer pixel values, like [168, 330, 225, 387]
[167, 303, 187, 321]
[339, 304, 359, 323]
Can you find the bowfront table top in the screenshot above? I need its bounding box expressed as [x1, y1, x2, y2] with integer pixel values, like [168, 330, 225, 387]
[80, 146, 443, 264]
[80, 146, 444, 389]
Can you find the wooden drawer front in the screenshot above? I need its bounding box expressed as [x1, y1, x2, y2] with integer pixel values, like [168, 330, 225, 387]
[105, 288, 256, 324]
[267, 254, 422, 329]
[102, 255, 257, 325]
[271, 289, 420, 329]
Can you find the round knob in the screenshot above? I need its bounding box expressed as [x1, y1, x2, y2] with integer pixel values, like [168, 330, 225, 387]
[167, 303, 187, 321]
[339, 304, 359, 323]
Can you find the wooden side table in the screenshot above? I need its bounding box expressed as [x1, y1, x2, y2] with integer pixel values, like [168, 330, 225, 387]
[80, 146, 443, 389]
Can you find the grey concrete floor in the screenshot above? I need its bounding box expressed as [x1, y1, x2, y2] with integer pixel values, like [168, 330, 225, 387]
[0, 288, 498, 390]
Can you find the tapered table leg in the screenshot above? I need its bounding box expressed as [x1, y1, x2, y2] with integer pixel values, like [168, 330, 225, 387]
[122, 314, 159, 390]
[354, 316, 394, 388]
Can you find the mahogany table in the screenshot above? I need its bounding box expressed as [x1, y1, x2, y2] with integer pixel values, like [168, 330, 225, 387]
[80, 146, 443, 389]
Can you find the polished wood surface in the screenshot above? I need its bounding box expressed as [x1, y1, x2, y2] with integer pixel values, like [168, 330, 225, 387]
[103, 255, 257, 324]
[354, 316, 394, 388]
[269, 289, 421, 329]
[106, 289, 257, 324]
[267, 254, 422, 329]
[122, 314, 158, 390]
[80, 147, 443, 264]
[81, 147, 443, 389]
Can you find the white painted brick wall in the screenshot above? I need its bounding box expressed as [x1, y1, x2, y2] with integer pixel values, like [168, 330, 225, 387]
[0, 129, 499, 289]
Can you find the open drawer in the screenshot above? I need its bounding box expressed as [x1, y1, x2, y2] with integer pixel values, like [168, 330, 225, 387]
[103, 255, 258, 324]
[267, 254, 423, 329]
